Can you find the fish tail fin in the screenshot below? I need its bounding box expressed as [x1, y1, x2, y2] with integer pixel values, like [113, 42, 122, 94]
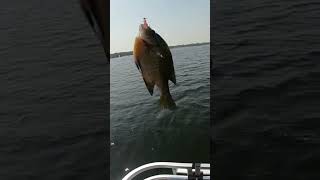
[160, 94, 176, 109]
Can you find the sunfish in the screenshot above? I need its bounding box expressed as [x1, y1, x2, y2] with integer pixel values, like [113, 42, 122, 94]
[133, 18, 176, 109]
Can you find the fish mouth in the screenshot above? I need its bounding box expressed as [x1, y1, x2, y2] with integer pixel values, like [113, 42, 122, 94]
[139, 18, 149, 32]
[138, 18, 156, 44]
[143, 18, 148, 28]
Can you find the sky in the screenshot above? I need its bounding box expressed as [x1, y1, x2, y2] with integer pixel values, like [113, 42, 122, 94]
[110, 0, 210, 53]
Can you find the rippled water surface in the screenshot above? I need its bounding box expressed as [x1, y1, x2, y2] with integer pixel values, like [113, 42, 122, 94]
[110, 44, 210, 179]
[0, 0, 108, 179]
[213, 0, 320, 179]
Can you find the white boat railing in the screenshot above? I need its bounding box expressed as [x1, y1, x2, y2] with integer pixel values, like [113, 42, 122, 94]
[122, 162, 210, 180]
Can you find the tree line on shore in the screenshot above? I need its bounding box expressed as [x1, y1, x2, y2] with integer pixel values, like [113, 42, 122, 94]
[110, 42, 209, 59]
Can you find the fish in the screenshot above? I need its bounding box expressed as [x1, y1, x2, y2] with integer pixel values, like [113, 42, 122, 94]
[79, 0, 107, 59]
[133, 18, 177, 109]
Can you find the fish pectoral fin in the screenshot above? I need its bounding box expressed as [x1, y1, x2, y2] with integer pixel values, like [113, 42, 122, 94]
[135, 63, 140, 71]
[142, 78, 154, 96]
[134, 58, 143, 73]
[135, 61, 142, 73]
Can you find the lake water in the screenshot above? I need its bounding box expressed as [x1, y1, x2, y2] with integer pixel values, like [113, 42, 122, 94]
[213, 0, 320, 179]
[0, 0, 108, 179]
[110, 44, 210, 179]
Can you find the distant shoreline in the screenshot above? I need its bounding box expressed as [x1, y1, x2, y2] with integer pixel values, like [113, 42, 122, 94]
[110, 42, 209, 59]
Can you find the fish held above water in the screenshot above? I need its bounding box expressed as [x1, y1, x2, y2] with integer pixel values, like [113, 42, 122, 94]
[133, 18, 176, 109]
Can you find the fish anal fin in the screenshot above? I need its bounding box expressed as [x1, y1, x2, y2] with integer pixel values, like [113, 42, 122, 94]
[168, 62, 176, 85]
[143, 78, 154, 96]
[169, 72, 176, 85]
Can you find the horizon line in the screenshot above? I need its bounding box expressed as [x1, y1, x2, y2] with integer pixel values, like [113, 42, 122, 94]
[110, 41, 210, 55]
